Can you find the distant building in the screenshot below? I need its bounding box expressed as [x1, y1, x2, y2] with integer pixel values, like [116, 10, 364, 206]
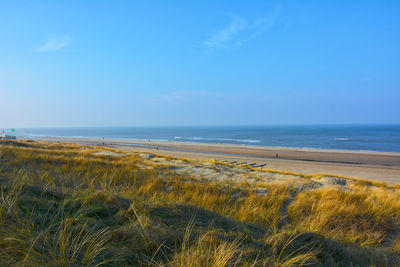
[0, 135, 16, 140]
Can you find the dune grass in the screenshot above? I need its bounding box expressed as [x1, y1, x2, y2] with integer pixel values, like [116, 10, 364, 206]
[0, 140, 399, 266]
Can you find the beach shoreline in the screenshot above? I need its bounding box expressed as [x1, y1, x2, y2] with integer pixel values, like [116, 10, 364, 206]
[22, 135, 400, 155]
[21, 136, 400, 185]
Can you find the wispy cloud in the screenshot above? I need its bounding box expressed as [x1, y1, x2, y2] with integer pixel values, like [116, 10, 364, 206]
[153, 90, 220, 104]
[205, 7, 280, 49]
[36, 36, 71, 52]
[205, 16, 247, 49]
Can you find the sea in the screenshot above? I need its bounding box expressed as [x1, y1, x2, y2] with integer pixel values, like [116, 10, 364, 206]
[13, 125, 400, 153]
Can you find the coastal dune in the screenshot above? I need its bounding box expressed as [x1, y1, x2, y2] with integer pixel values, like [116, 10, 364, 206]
[31, 136, 400, 185]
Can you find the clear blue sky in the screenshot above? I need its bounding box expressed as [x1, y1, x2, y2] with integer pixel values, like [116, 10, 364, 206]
[1, 0, 399, 127]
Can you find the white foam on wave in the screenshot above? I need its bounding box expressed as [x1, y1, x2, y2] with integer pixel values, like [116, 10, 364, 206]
[237, 139, 261, 143]
[173, 136, 260, 143]
[334, 137, 352, 141]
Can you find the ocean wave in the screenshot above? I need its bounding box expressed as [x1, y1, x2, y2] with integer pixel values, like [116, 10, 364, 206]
[236, 139, 261, 143]
[173, 136, 260, 143]
[334, 137, 352, 141]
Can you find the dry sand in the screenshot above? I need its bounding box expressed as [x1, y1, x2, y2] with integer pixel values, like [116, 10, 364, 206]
[30, 136, 400, 185]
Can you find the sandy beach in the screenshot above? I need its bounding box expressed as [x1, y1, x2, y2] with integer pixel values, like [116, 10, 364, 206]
[29, 136, 400, 185]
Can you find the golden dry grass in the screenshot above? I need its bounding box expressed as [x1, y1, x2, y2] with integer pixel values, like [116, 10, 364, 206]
[0, 140, 399, 266]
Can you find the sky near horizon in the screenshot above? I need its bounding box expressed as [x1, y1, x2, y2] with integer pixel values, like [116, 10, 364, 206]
[1, 0, 399, 128]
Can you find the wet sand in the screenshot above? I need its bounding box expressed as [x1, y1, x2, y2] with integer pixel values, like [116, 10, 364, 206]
[29, 136, 400, 185]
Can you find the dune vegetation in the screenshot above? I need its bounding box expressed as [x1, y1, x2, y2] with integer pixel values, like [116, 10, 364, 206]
[0, 140, 399, 266]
